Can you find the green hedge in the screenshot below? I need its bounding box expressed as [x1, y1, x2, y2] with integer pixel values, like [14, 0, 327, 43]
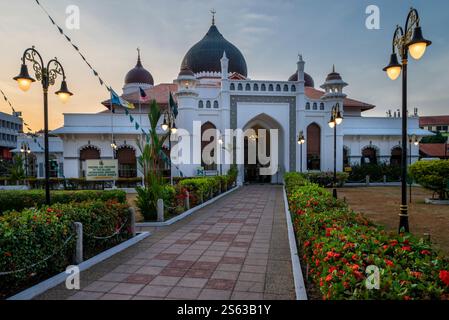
[179, 174, 236, 206]
[285, 173, 449, 300]
[0, 190, 126, 215]
[0, 200, 131, 299]
[304, 172, 348, 187]
[349, 163, 401, 182]
[409, 160, 449, 200]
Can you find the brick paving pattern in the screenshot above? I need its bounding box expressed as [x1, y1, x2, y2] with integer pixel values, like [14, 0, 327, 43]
[36, 185, 295, 300]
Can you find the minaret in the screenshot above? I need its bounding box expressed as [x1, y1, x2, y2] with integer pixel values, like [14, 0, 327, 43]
[320, 65, 348, 100]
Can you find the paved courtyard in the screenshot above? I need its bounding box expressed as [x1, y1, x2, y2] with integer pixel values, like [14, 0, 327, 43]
[37, 185, 296, 300]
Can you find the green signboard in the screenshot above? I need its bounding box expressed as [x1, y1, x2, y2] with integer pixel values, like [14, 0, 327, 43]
[86, 160, 118, 181]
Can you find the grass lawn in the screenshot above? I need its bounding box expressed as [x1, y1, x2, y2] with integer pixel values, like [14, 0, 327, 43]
[338, 186, 449, 256]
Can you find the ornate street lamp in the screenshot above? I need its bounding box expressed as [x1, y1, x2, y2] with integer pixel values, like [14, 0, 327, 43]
[383, 8, 431, 233]
[161, 110, 176, 185]
[14, 47, 73, 205]
[408, 135, 420, 203]
[297, 131, 305, 173]
[329, 103, 343, 199]
[20, 142, 31, 177]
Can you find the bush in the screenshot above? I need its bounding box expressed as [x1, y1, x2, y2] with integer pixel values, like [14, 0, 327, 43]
[0, 190, 126, 215]
[0, 200, 131, 299]
[349, 163, 401, 182]
[409, 160, 449, 200]
[285, 174, 449, 300]
[304, 172, 349, 187]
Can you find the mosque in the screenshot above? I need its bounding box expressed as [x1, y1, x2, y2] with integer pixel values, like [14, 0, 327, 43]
[51, 16, 430, 184]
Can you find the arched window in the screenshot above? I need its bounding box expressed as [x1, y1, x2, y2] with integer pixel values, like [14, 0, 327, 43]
[206, 101, 211, 109]
[305, 102, 311, 110]
[213, 101, 219, 109]
[268, 84, 274, 92]
[261, 84, 266, 91]
[238, 83, 243, 91]
[283, 84, 289, 92]
[49, 155, 59, 178]
[343, 146, 350, 167]
[198, 100, 204, 108]
[362, 147, 378, 165]
[390, 147, 402, 166]
[313, 103, 318, 110]
[291, 85, 296, 92]
[79, 146, 100, 178]
[201, 122, 217, 171]
[320, 103, 325, 110]
[230, 83, 235, 91]
[116, 146, 137, 178]
[276, 84, 281, 92]
[253, 83, 259, 91]
[307, 123, 321, 171]
[245, 83, 251, 91]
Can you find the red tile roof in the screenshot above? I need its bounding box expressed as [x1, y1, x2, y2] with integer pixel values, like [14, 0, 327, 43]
[420, 143, 449, 158]
[419, 116, 449, 127]
[102, 83, 178, 108]
[305, 87, 375, 111]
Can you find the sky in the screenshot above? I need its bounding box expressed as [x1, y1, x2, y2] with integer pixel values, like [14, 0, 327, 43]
[0, 0, 448, 131]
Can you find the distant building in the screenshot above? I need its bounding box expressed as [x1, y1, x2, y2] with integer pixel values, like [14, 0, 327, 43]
[12, 134, 64, 178]
[0, 111, 23, 160]
[420, 143, 449, 160]
[420, 115, 449, 133]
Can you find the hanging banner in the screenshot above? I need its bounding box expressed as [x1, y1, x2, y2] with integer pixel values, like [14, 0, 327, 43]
[86, 159, 118, 181]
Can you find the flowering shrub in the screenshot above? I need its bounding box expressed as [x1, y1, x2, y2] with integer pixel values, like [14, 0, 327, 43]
[0, 200, 131, 299]
[285, 172, 449, 300]
[0, 190, 126, 215]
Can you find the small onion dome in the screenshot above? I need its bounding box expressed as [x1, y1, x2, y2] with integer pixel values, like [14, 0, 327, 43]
[178, 64, 195, 77]
[124, 51, 154, 85]
[325, 65, 343, 82]
[288, 72, 315, 88]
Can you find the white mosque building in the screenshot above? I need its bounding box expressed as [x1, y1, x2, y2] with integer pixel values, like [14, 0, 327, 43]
[52, 18, 430, 184]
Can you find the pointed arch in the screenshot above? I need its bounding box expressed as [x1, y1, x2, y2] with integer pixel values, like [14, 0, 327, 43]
[201, 121, 218, 171]
[307, 123, 321, 170]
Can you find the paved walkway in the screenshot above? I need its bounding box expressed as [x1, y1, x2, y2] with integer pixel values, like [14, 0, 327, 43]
[37, 185, 295, 300]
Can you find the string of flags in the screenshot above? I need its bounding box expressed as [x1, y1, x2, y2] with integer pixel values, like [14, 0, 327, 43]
[0, 89, 34, 134]
[34, 0, 183, 177]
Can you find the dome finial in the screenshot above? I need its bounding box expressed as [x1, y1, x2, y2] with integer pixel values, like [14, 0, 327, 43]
[211, 9, 216, 25]
[332, 64, 335, 73]
[136, 47, 143, 67]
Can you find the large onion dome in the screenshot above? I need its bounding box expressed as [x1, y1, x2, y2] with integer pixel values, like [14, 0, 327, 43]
[181, 21, 248, 77]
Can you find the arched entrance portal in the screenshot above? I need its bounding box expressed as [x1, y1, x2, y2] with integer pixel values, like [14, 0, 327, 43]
[242, 114, 284, 184]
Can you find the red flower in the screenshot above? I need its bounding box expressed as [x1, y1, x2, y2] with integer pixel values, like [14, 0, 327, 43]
[420, 250, 431, 255]
[353, 270, 364, 280]
[329, 266, 337, 273]
[351, 264, 360, 271]
[297, 209, 306, 216]
[47, 208, 54, 213]
[390, 240, 399, 247]
[304, 241, 311, 248]
[401, 246, 412, 252]
[351, 254, 358, 261]
[325, 274, 333, 282]
[439, 270, 449, 287]
[403, 295, 412, 301]
[383, 245, 389, 250]
[385, 259, 394, 267]
[410, 271, 422, 279]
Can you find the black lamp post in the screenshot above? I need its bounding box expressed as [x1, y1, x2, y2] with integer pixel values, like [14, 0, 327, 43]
[20, 142, 31, 177]
[328, 103, 343, 199]
[162, 111, 177, 185]
[383, 8, 431, 233]
[14, 47, 73, 205]
[297, 131, 305, 173]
